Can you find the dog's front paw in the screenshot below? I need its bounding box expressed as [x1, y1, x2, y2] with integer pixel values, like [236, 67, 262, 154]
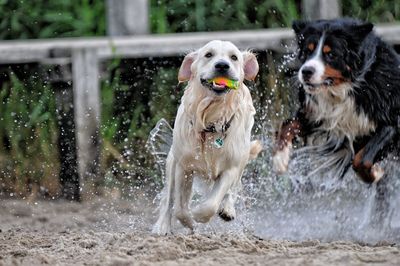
[218, 195, 236, 221]
[218, 207, 236, 221]
[152, 223, 171, 236]
[353, 150, 385, 183]
[272, 143, 292, 174]
[192, 202, 218, 223]
[371, 164, 385, 183]
[152, 216, 172, 235]
[175, 209, 194, 231]
[354, 162, 385, 184]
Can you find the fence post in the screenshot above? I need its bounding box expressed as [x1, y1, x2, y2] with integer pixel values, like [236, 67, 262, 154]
[72, 48, 101, 197]
[44, 62, 80, 201]
[105, 0, 151, 143]
[106, 0, 149, 36]
[302, 0, 341, 20]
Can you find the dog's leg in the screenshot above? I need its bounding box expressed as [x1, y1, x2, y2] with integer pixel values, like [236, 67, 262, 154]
[152, 153, 176, 235]
[174, 165, 194, 232]
[218, 192, 237, 221]
[218, 177, 241, 221]
[370, 174, 391, 230]
[192, 167, 240, 223]
[352, 126, 396, 183]
[272, 118, 302, 174]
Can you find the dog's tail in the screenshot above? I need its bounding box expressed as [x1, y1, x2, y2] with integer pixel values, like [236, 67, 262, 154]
[249, 140, 263, 160]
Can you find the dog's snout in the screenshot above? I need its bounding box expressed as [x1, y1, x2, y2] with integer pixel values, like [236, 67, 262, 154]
[215, 61, 230, 73]
[301, 66, 315, 81]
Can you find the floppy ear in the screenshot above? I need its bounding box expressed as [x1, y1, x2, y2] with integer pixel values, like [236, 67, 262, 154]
[351, 22, 373, 42]
[178, 52, 197, 82]
[243, 51, 259, 81]
[292, 20, 307, 35]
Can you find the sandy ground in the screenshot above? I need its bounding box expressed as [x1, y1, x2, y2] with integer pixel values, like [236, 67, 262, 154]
[0, 197, 399, 266]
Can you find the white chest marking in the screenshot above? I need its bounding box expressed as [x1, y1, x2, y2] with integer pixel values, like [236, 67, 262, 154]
[306, 83, 376, 144]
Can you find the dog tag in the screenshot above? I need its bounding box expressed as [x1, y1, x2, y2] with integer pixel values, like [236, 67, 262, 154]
[214, 138, 224, 148]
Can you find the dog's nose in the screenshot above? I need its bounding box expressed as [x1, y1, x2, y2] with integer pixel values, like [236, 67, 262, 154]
[301, 66, 315, 81]
[215, 61, 230, 73]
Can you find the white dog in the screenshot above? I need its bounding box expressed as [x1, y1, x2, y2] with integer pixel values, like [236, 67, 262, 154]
[152, 40, 261, 235]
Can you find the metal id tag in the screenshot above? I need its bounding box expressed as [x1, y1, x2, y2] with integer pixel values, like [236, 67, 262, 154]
[214, 138, 224, 148]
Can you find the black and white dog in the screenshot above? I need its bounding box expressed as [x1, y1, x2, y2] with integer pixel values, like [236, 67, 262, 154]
[273, 18, 400, 183]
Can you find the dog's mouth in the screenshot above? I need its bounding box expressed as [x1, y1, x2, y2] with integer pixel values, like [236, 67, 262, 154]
[303, 78, 334, 92]
[200, 77, 238, 95]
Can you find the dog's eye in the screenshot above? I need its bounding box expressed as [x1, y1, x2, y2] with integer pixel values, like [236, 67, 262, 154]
[326, 52, 335, 59]
[205, 52, 213, 58]
[231, 55, 238, 61]
[307, 43, 315, 52]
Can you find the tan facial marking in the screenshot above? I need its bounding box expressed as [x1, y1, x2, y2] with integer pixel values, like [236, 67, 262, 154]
[307, 43, 315, 51]
[323, 65, 347, 86]
[323, 45, 332, 54]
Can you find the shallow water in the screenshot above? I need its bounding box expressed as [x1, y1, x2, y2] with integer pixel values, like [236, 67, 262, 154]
[148, 119, 400, 244]
[3, 198, 399, 266]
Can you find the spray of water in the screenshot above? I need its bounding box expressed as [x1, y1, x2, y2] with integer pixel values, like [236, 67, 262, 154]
[147, 118, 173, 180]
[147, 116, 400, 243]
[146, 48, 400, 243]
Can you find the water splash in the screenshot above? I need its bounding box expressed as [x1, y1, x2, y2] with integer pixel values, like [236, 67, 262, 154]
[147, 119, 400, 243]
[245, 139, 400, 244]
[146, 118, 173, 179]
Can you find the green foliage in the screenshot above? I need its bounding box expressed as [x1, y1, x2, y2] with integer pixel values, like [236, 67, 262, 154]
[342, 0, 400, 23]
[0, 0, 105, 39]
[150, 0, 299, 33]
[1, 0, 398, 40]
[100, 58, 182, 190]
[0, 71, 59, 195]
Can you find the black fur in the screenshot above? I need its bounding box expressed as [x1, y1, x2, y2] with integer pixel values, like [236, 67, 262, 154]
[285, 18, 400, 183]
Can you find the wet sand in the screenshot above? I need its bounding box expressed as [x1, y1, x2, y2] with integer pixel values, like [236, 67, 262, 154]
[0, 198, 399, 266]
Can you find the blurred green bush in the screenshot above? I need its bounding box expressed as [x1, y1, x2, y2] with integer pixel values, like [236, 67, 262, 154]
[342, 0, 400, 22]
[0, 68, 59, 197]
[1, 0, 398, 40]
[150, 0, 299, 33]
[0, 0, 105, 39]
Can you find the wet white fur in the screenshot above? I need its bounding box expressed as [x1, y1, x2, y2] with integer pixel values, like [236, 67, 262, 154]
[152, 40, 260, 235]
[305, 82, 376, 148]
[273, 82, 376, 174]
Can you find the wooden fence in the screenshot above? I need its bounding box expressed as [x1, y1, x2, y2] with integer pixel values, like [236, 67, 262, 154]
[1, 0, 400, 200]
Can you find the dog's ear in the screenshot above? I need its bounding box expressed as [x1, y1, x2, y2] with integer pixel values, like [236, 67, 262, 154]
[350, 22, 373, 42]
[178, 52, 197, 82]
[292, 20, 307, 35]
[243, 51, 259, 81]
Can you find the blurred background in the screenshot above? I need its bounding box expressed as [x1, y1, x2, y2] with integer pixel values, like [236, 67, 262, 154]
[0, 0, 399, 201]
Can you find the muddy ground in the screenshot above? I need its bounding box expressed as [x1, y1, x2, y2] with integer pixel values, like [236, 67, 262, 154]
[0, 197, 399, 266]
